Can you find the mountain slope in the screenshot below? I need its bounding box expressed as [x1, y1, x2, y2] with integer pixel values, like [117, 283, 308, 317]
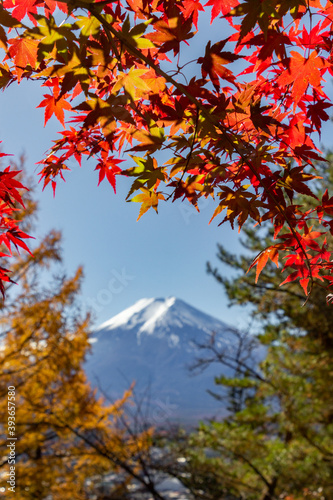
[85, 297, 244, 425]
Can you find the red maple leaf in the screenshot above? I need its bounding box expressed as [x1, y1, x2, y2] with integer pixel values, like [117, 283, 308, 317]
[306, 98, 332, 134]
[146, 12, 194, 55]
[3, 0, 37, 21]
[95, 157, 124, 193]
[277, 51, 327, 105]
[317, 189, 333, 220]
[0, 267, 12, 299]
[198, 40, 240, 90]
[205, 0, 239, 22]
[37, 94, 72, 126]
[0, 167, 26, 207]
[3, 0, 66, 22]
[243, 29, 291, 62]
[40, 0, 67, 16]
[180, 0, 204, 29]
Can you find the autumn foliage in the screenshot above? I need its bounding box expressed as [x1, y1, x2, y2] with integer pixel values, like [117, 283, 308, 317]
[0, 172, 155, 499]
[0, 161, 31, 297]
[1, 0, 333, 296]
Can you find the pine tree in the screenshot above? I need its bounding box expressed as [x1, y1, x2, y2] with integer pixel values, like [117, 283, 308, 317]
[173, 156, 333, 500]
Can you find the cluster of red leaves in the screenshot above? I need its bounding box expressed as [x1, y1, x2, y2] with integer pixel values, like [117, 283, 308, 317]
[1, 0, 333, 296]
[0, 156, 32, 297]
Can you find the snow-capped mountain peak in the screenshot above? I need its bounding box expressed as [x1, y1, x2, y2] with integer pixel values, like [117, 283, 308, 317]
[95, 297, 227, 339]
[85, 297, 250, 424]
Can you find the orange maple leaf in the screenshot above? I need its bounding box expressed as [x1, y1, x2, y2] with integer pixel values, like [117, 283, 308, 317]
[7, 37, 38, 81]
[130, 188, 165, 220]
[248, 246, 279, 283]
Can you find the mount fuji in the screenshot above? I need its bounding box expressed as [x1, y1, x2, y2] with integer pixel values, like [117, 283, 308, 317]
[85, 297, 244, 425]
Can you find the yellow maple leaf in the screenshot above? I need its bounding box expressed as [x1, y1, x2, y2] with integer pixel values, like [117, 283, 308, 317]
[112, 66, 150, 100]
[130, 187, 165, 220]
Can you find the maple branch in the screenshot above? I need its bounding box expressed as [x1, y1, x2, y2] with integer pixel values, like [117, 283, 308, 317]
[166, 105, 199, 201]
[56, 0, 315, 296]
[181, 105, 199, 180]
[61, 0, 234, 141]
[91, 9, 124, 72]
[93, 13, 313, 290]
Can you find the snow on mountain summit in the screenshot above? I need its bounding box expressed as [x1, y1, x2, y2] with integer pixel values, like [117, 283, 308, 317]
[96, 296, 227, 338]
